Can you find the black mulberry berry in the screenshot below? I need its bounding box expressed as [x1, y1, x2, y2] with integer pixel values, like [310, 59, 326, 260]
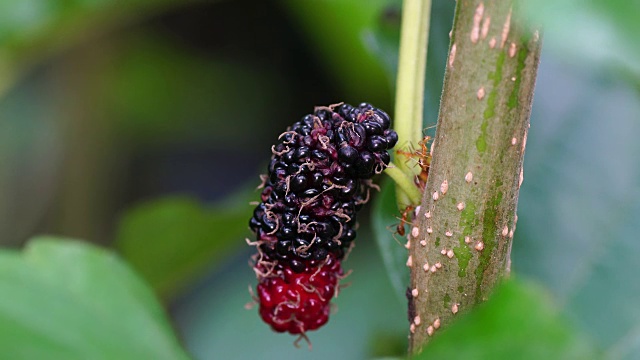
[249, 102, 397, 335]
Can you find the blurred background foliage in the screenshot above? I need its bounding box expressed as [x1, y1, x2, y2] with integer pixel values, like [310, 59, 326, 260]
[0, 0, 639, 359]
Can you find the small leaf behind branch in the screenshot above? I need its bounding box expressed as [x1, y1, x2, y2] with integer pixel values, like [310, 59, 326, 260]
[372, 180, 410, 304]
[115, 195, 251, 298]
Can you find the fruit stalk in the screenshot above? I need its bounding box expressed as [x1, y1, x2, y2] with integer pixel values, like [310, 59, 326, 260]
[407, 0, 541, 353]
[391, 0, 432, 208]
[382, 162, 422, 205]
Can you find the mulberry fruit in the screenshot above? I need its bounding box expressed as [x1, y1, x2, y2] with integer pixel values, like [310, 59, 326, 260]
[249, 102, 397, 336]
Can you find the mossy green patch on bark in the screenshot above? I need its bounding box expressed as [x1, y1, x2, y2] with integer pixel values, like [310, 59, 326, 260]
[454, 242, 472, 277]
[459, 201, 478, 235]
[478, 51, 506, 153]
[508, 38, 530, 109]
[483, 51, 506, 119]
[475, 190, 503, 302]
[443, 293, 451, 309]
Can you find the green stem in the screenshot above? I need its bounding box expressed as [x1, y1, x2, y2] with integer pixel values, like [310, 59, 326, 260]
[395, 0, 431, 152]
[392, 0, 432, 208]
[408, 0, 541, 354]
[384, 163, 422, 205]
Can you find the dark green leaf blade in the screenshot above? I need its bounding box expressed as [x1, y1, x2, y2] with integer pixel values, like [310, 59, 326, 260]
[0, 237, 190, 360]
[280, 0, 393, 107]
[372, 180, 410, 304]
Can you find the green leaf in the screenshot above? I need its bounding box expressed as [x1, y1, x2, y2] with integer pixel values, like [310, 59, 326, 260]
[372, 180, 409, 303]
[416, 280, 598, 359]
[115, 195, 251, 298]
[0, 237, 190, 360]
[279, 0, 393, 108]
[514, 59, 640, 359]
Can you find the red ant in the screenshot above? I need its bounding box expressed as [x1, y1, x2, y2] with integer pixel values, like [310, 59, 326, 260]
[415, 136, 431, 188]
[396, 205, 414, 237]
[396, 135, 432, 191]
[392, 134, 432, 240]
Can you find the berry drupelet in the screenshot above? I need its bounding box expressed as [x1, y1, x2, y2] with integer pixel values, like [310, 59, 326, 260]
[249, 102, 397, 336]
